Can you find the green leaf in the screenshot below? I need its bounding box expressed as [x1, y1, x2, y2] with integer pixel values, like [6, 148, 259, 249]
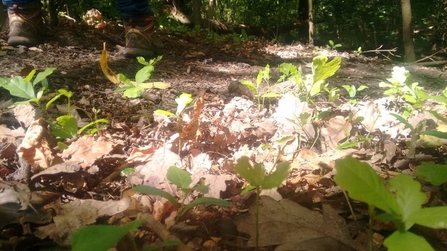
[407, 207, 447, 229]
[123, 86, 145, 98]
[120, 168, 135, 177]
[71, 219, 144, 251]
[154, 109, 175, 116]
[312, 55, 341, 83]
[383, 231, 434, 251]
[426, 110, 447, 124]
[390, 113, 414, 132]
[421, 130, 447, 139]
[135, 65, 154, 84]
[261, 162, 290, 189]
[167, 166, 192, 189]
[235, 157, 265, 186]
[78, 119, 109, 135]
[357, 85, 368, 91]
[3, 76, 36, 99]
[180, 197, 231, 217]
[240, 80, 256, 92]
[389, 175, 426, 229]
[24, 69, 36, 82]
[45, 93, 63, 110]
[117, 73, 134, 86]
[334, 156, 399, 215]
[309, 80, 324, 97]
[51, 115, 78, 139]
[132, 185, 179, 209]
[193, 184, 209, 194]
[416, 162, 447, 186]
[144, 241, 179, 251]
[175, 93, 193, 115]
[139, 82, 171, 89]
[33, 67, 56, 86]
[137, 56, 150, 66]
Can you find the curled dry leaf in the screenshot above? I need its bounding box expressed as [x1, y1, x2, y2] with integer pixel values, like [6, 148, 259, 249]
[17, 118, 60, 172]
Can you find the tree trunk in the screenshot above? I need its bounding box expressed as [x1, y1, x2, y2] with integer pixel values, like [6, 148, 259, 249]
[298, 0, 309, 43]
[192, 0, 202, 27]
[308, 0, 314, 45]
[401, 0, 416, 62]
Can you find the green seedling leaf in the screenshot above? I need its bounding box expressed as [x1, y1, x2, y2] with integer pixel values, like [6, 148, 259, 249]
[180, 197, 231, 217]
[261, 162, 290, 189]
[71, 219, 144, 251]
[420, 130, 447, 139]
[117, 73, 134, 86]
[312, 55, 341, 83]
[334, 156, 398, 215]
[389, 174, 426, 230]
[123, 86, 145, 98]
[175, 93, 193, 115]
[426, 110, 447, 124]
[144, 240, 179, 251]
[45, 93, 63, 110]
[120, 167, 135, 177]
[429, 95, 447, 104]
[407, 207, 447, 229]
[24, 69, 36, 82]
[383, 231, 434, 251]
[154, 109, 175, 117]
[240, 80, 256, 92]
[261, 92, 281, 98]
[51, 115, 78, 139]
[415, 162, 447, 186]
[310, 80, 324, 97]
[135, 65, 154, 84]
[33, 67, 56, 86]
[241, 184, 256, 194]
[357, 85, 368, 91]
[58, 88, 73, 98]
[137, 56, 150, 66]
[193, 184, 209, 194]
[235, 156, 265, 186]
[390, 113, 414, 132]
[139, 82, 171, 89]
[133, 185, 179, 209]
[2, 76, 36, 100]
[167, 166, 192, 189]
[78, 119, 109, 135]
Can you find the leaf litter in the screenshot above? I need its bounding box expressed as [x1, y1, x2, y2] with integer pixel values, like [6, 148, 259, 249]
[1, 17, 447, 251]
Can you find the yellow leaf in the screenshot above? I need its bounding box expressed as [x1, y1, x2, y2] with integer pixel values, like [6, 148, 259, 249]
[100, 42, 120, 85]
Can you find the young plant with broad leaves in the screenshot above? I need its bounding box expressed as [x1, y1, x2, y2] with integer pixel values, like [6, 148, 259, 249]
[71, 219, 178, 251]
[235, 156, 290, 250]
[133, 165, 230, 219]
[335, 156, 447, 251]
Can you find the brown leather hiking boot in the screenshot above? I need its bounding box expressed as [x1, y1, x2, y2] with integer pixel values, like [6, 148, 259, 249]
[7, 3, 44, 46]
[123, 16, 156, 58]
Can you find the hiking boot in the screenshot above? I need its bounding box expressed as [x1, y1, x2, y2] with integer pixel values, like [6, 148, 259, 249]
[123, 16, 155, 58]
[7, 3, 44, 47]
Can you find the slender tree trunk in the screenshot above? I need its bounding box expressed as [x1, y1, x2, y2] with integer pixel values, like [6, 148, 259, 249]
[308, 0, 314, 45]
[192, 0, 202, 27]
[401, 0, 416, 62]
[298, 0, 309, 43]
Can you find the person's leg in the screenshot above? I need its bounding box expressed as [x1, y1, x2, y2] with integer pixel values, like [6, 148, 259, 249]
[3, 0, 44, 46]
[116, 0, 155, 57]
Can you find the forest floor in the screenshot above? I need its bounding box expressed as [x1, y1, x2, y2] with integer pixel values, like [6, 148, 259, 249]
[1, 16, 447, 251]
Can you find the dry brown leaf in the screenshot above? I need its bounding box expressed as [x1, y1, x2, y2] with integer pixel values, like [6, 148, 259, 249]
[60, 135, 114, 168]
[126, 144, 155, 163]
[320, 116, 352, 150]
[181, 92, 205, 141]
[17, 118, 60, 172]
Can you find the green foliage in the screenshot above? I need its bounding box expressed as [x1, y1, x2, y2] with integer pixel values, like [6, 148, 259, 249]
[133, 166, 231, 218]
[342, 84, 368, 104]
[415, 162, 447, 186]
[326, 40, 342, 49]
[71, 219, 145, 251]
[335, 156, 447, 251]
[115, 56, 169, 98]
[380, 66, 429, 115]
[235, 156, 289, 189]
[0, 67, 56, 105]
[240, 64, 280, 108]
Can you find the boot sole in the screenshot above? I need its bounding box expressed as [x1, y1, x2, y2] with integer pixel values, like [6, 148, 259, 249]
[8, 36, 40, 47]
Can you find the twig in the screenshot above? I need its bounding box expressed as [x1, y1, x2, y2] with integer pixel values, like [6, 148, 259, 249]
[138, 212, 193, 251]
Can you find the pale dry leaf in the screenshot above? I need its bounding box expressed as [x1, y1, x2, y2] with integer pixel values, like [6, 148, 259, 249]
[17, 118, 59, 171]
[60, 135, 114, 168]
[320, 116, 352, 150]
[13, 103, 42, 128]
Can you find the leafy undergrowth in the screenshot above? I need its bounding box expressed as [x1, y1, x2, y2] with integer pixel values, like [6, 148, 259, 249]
[2, 19, 447, 251]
